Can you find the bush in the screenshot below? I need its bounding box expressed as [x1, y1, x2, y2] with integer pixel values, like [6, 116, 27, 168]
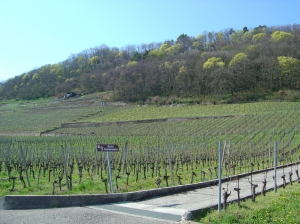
[231, 91, 268, 103]
[150, 96, 167, 105]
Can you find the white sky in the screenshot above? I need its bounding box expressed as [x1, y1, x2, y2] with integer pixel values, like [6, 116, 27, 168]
[1, 0, 300, 82]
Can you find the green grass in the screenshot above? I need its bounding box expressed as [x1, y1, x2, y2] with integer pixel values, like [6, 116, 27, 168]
[194, 183, 300, 223]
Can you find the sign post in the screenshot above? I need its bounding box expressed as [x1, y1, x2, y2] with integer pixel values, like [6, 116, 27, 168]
[97, 144, 119, 193]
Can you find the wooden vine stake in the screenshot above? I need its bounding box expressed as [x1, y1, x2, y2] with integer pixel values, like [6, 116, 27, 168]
[261, 174, 267, 196]
[61, 145, 70, 190]
[167, 144, 175, 187]
[234, 175, 241, 206]
[218, 141, 222, 212]
[288, 161, 293, 185]
[274, 141, 278, 193]
[122, 140, 128, 175]
[19, 146, 30, 187]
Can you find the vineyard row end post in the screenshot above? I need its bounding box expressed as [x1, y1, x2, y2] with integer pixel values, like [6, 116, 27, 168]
[274, 141, 278, 193]
[218, 141, 222, 212]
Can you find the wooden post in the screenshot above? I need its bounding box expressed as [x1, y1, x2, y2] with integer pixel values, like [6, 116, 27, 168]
[20, 146, 30, 187]
[218, 141, 222, 212]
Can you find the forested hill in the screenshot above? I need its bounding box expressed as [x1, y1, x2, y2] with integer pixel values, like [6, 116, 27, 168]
[1, 24, 300, 103]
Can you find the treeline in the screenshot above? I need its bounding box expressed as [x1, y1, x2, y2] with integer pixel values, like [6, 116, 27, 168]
[1, 24, 300, 102]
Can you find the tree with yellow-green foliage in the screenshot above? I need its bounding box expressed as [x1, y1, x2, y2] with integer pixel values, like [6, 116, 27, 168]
[165, 43, 182, 56]
[192, 41, 200, 49]
[159, 43, 169, 52]
[277, 56, 299, 74]
[50, 63, 63, 78]
[203, 57, 225, 69]
[22, 73, 30, 82]
[126, 61, 138, 67]
[271, 31, 293, 41]
[229, 52, 248, 67]
[242, 31, 253, 42]
[252, 33, 266, 42]
[32, 73, 40, 81]
[193, 34, 206, 50]
[277, 56, 299, 88]
[89, 56, 100, 65]
[147, 49, 164, 59]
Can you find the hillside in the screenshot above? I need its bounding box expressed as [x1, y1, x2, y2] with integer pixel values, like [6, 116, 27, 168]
[1, 24, 300, 103]
[1, 96, 300, 146]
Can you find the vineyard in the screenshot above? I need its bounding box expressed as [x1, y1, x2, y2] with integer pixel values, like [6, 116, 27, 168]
[0, 96, 300, 197]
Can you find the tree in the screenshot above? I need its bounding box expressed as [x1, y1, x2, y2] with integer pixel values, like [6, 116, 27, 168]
[132, 52, 142, 61]
[147, 49, 164, 59]
[192, 41, 200, 50]
[252, 33, 266, 43]
[277, 56, 299, 88]
[159, 43, 169, 52]
[89, 56, 100, 65]
[157, 61, 176, 96]
[22, 73, 30, 83]
[50, 63, 64, 79]
[209, 67, 230, 99]
[271, 31, 293, 41]
[228, 53, 252, 94]
[253, 25, 266, 35]
[277, 56, 299, 74]
[229, 52, 248, 67]
[178, 65, 198, 97]
[32, 73, 40, 81]
[203, 57, 225, 69]
[242, 31, 253, 42]
[176, 34, 193, 52]
[231, 30, 244, 45]
[192, 34, 207, 51]
[165, 43, 182, 56]
[127, 61, 138, 67]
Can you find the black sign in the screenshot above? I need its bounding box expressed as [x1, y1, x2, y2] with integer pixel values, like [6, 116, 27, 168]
[97, 144, 119, 152]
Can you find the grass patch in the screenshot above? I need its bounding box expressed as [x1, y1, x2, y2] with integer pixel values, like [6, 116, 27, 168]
[194, 183, 300, 223]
